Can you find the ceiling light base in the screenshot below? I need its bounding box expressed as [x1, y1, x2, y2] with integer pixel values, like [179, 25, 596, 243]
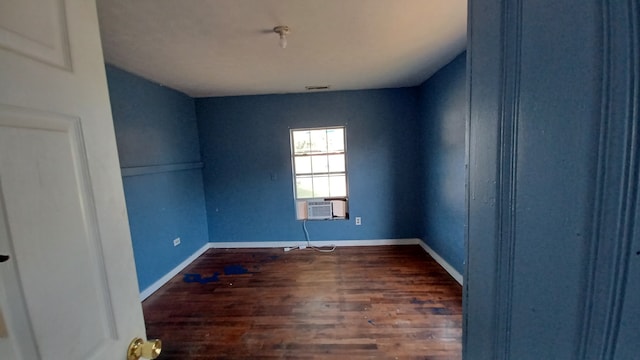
[273, 25, 291, 48]
[273, 26, 290, 36]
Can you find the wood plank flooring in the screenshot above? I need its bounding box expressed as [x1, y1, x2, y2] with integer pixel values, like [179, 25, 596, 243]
[142, 245, 462, 359]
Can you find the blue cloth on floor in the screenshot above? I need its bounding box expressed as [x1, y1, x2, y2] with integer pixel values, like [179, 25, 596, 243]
[224, 264, 248, 275]
[183, 272, 219, 283]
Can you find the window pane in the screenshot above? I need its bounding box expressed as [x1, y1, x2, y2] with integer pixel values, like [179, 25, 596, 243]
[311, 155, 329, 173]
[293, 130, 311, 155]
[329, 175, 347, 197]
[310, 129, 327, 153]
[327, 128, 344, 152]
[291, 127, 348, 203]
[328, 154, 345, 172]
[294, 156, 311, 174]
[312, 175, 330, 197]
[296, 176, 313, 198]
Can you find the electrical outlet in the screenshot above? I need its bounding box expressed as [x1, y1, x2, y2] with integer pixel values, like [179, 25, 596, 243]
[173, 237, 181, 246]
[355, 217, 362, 225]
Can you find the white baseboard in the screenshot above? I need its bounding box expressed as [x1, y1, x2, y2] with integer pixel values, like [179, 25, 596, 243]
[139, 238, 462, 300]
[139, 242, 211, 301]
[209, 238, 421, 249]
[418, 240, 463, 285]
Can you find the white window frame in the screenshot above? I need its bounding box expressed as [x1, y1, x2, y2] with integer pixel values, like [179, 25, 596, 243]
[290, 126, 349, 220]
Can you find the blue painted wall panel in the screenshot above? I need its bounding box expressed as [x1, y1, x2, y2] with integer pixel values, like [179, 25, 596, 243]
[122, 170, 208, 290]
[463, 0, 640, 358]
[106, 65, 208, 291]
[508, 1, 600, 355]
[195, 89, 421, 242]
[106, 65, 201, 167]
[418, 52, 466, 274]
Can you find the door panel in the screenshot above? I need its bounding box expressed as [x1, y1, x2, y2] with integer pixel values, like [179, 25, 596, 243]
[0, 106, 117, 359]
[0, 0, 71, 69]
[0, 0, 146, 359]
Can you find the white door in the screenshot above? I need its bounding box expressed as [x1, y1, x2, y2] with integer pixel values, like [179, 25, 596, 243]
[0, 0, 148, 359]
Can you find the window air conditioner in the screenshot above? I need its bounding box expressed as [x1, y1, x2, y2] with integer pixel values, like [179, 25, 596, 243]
[307, 200, 333, 220]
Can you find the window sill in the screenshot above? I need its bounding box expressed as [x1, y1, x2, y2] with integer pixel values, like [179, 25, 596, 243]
[302, 215, 349, 221]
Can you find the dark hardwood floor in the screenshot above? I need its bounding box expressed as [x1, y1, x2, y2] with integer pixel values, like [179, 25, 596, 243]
[142, 245, 462, 359]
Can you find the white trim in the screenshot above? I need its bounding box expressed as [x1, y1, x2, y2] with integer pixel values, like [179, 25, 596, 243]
[138, 238, 463, 300]
[139, 242, 212, 301]
[418, 240, 463, 285]
[209, 238, 421, 249]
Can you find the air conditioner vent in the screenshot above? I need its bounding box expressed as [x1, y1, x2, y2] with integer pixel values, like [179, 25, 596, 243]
[305, 85, 331, 91]
[307, 200, 332, 220]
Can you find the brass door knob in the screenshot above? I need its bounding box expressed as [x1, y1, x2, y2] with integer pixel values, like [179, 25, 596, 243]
[127, 337, 162, 360]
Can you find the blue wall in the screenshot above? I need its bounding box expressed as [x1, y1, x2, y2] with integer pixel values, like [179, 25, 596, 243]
[106, 65, 209, 291]
[195, 88, 421, 243]
[418, 52, 467, 274]
[105, 60, 469, 290]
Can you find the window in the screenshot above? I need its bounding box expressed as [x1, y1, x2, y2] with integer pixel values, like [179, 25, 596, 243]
[290, 126, 348, 219]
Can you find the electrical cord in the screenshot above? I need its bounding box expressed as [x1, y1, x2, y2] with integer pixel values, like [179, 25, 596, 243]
[283, 220, 337, 253]
[303, 220, 336, 253]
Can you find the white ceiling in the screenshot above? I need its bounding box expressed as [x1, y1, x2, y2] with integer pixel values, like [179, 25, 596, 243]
[96, 0, 467, 98]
